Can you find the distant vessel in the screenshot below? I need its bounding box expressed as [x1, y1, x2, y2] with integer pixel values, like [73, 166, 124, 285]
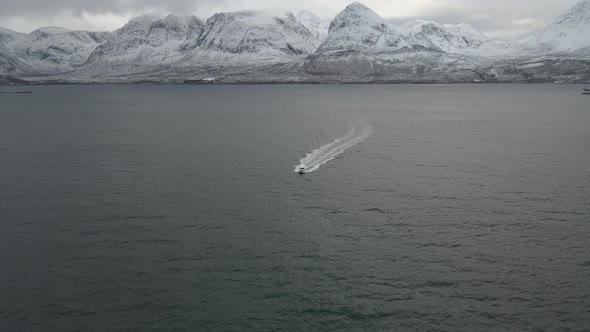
[583, 87, 590, 95]
[298, 166, 306, 174]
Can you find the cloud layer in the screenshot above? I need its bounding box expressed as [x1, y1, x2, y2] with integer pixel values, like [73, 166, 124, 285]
[0, 0, 582, 39]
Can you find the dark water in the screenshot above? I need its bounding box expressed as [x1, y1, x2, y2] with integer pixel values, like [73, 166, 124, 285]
[1, 85, 589, 331]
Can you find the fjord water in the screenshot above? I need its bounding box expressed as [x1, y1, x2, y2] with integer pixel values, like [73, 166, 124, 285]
[1, 85, 589, 331]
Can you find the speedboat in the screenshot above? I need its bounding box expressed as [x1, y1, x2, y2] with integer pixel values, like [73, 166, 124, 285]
[298, 166, 306, 174]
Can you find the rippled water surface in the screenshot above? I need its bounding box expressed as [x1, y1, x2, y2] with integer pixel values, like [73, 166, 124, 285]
[1, 85, 589, 331]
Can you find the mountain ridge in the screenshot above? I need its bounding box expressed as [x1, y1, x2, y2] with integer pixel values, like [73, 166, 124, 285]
[1, 1, 589, 84]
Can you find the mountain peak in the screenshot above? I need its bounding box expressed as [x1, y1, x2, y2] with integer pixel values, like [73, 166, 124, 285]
[119, 15, 160, 33]
[333, 2, 384, 27]
[553, 0, 590, 25]
[317, 2, 394, 53]
[340, 2, 382, 20]
[346, 2, 371, 11]
[183, 8, 318, 62]
[207, 10, 282, 26]
[538, 0, 590, 51]
[32, 26, 72, 34]
[152, 14, 204, 31]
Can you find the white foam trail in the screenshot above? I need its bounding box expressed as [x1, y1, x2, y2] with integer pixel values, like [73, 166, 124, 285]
[295, 121, 372, 174]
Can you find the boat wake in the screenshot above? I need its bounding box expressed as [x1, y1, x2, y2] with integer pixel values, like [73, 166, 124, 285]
[295, 121, 372, 174]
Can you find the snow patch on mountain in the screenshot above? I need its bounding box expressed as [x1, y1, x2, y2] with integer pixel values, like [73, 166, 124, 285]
[400, 20, 483, 53]
[85, 14, 204, 67]
[1, 0, 590, 83]
[296, 11, 330, 41]
[0, 26, 108, 75]
[538, 0, 590, 53]
[0, 31, 32, 75]
[182, 10, 319, 63]
[316, 2, 416, 56]
[444, 23, 487, 41]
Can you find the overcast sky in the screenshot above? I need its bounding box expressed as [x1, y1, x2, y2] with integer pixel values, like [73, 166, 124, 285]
[0, 0, 582, 39]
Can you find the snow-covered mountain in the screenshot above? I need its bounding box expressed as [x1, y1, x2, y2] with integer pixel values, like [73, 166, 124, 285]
[85, 14, 204, 67]
[305, 2, 475, 77]
[0, 27, 33, 75]
[181, 10, 320, 64]
[305, 1, 590, 82]
[313, 2, 539, 59]
[398, 20, 543, 58]
[296, 11, 330, 41]
[538, 0, 590, 53]
[76, 10, 320, 79]
[0, 0, 589, 83]
[400, 20, 486, 53]
[311, 3, 515, 57]
[0, 26, 108, 75]
[315, 2, 405, 53]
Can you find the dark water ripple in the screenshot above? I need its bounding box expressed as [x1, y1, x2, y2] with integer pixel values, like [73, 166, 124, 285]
[0, 85, 589, 331]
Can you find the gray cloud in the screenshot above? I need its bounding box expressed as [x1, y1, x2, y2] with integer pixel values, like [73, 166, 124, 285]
[0, 0, 224, 16]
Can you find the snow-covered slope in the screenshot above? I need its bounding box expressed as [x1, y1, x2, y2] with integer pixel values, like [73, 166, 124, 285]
[314, 3, 494, 56]
[1, 1, 589, 83]
[0, 27, 33, 75]
[86, 14, 203, 66]
[306, 2, 472, 77]
[444, 23, 487, 41]
[296, 11, 330, 41]
[27, 27, 108, 68]
[316, 2, 409, 53]
[81, 10, 319, 75]
[305, 1, 590, 82]
[181, 10, 319, 64]
[0, 26, 107, 75]
[538, 0, 590, 53]
[400, 20, 486, 52]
